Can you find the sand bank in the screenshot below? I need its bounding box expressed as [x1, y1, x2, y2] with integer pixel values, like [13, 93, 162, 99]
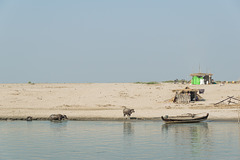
[0, 83, 240, 121]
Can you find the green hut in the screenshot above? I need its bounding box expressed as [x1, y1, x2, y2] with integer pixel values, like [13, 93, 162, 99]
[190, 73, 213, 85]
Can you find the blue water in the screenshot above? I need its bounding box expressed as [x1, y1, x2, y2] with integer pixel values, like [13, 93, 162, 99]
[0, 121, 240, 160]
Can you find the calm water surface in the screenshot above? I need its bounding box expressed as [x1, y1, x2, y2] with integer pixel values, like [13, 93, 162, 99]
[0, 121, 240, 160]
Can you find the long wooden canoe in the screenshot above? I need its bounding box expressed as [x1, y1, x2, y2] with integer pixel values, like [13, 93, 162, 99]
[161, 113, 209, 123]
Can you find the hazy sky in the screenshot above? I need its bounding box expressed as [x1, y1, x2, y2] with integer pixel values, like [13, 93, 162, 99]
[0, 0, 240, 83]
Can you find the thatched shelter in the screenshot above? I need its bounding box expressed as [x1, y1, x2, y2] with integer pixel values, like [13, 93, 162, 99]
[172, 87, 203, 104]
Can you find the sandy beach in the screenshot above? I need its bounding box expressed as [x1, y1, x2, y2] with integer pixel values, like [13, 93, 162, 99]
[0, 83, 240, 121]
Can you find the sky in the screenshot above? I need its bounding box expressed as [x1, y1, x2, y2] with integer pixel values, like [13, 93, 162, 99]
[0, 0, 240, 83]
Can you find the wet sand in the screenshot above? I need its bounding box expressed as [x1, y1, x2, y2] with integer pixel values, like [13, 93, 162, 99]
[0, 83, 240, 121]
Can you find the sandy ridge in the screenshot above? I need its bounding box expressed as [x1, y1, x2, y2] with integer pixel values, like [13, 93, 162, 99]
[0, 83, 240, 121]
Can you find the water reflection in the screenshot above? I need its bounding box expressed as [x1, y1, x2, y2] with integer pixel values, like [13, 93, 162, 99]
[1, 121, 240, 159]
[123, 121, 134, 147]
[162, 122, 211, 158]
[123, 121, 134, 135]
[162, 122, 209, 134]
[49, 121, 68, 132]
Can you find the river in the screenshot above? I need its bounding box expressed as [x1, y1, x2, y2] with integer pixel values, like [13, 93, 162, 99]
[0, 121, 239, 160]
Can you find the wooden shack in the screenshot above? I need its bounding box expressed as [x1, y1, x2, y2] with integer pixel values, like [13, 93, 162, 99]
[172, 87, 203, 104]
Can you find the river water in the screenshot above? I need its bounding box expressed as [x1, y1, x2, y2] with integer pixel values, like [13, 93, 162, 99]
[0, 120, 240, 160]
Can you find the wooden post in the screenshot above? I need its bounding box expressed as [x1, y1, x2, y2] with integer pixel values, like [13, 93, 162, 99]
[238, 104, 240, 124]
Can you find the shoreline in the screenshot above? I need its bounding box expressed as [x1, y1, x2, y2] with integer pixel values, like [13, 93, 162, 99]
[0, 117, 239, 122]
[0, 83, 240, 121]
[0, 108, 239, 121]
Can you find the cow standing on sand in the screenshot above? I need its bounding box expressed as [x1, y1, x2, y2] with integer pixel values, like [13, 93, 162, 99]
[122, 106, 135, 117]
[49, 114, 68, 121]
[26, 116, 33, 121]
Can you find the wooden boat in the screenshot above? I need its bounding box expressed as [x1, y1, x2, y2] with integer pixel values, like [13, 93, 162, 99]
[161, 113, 209, 123]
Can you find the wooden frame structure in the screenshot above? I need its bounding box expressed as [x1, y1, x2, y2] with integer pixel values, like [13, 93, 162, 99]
[172, 87, 203, 104]
[214, 96, 240, 106]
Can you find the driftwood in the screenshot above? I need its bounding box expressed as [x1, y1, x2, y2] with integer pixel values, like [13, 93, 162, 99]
[214, 96, 240, 106]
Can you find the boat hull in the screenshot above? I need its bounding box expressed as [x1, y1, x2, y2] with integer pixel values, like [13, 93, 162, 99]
[161, 113, 209, 123]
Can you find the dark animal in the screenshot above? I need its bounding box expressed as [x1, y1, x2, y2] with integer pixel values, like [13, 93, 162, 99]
[49, 114, 68, 121]
[26, 116, 33, 121]
[199, 89, 205, 94]
[122, 106, 135, 117]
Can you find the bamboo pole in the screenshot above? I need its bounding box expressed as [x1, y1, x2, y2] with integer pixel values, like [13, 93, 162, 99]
[238, 104, 240, 124]
[214, 96, 234, 106]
